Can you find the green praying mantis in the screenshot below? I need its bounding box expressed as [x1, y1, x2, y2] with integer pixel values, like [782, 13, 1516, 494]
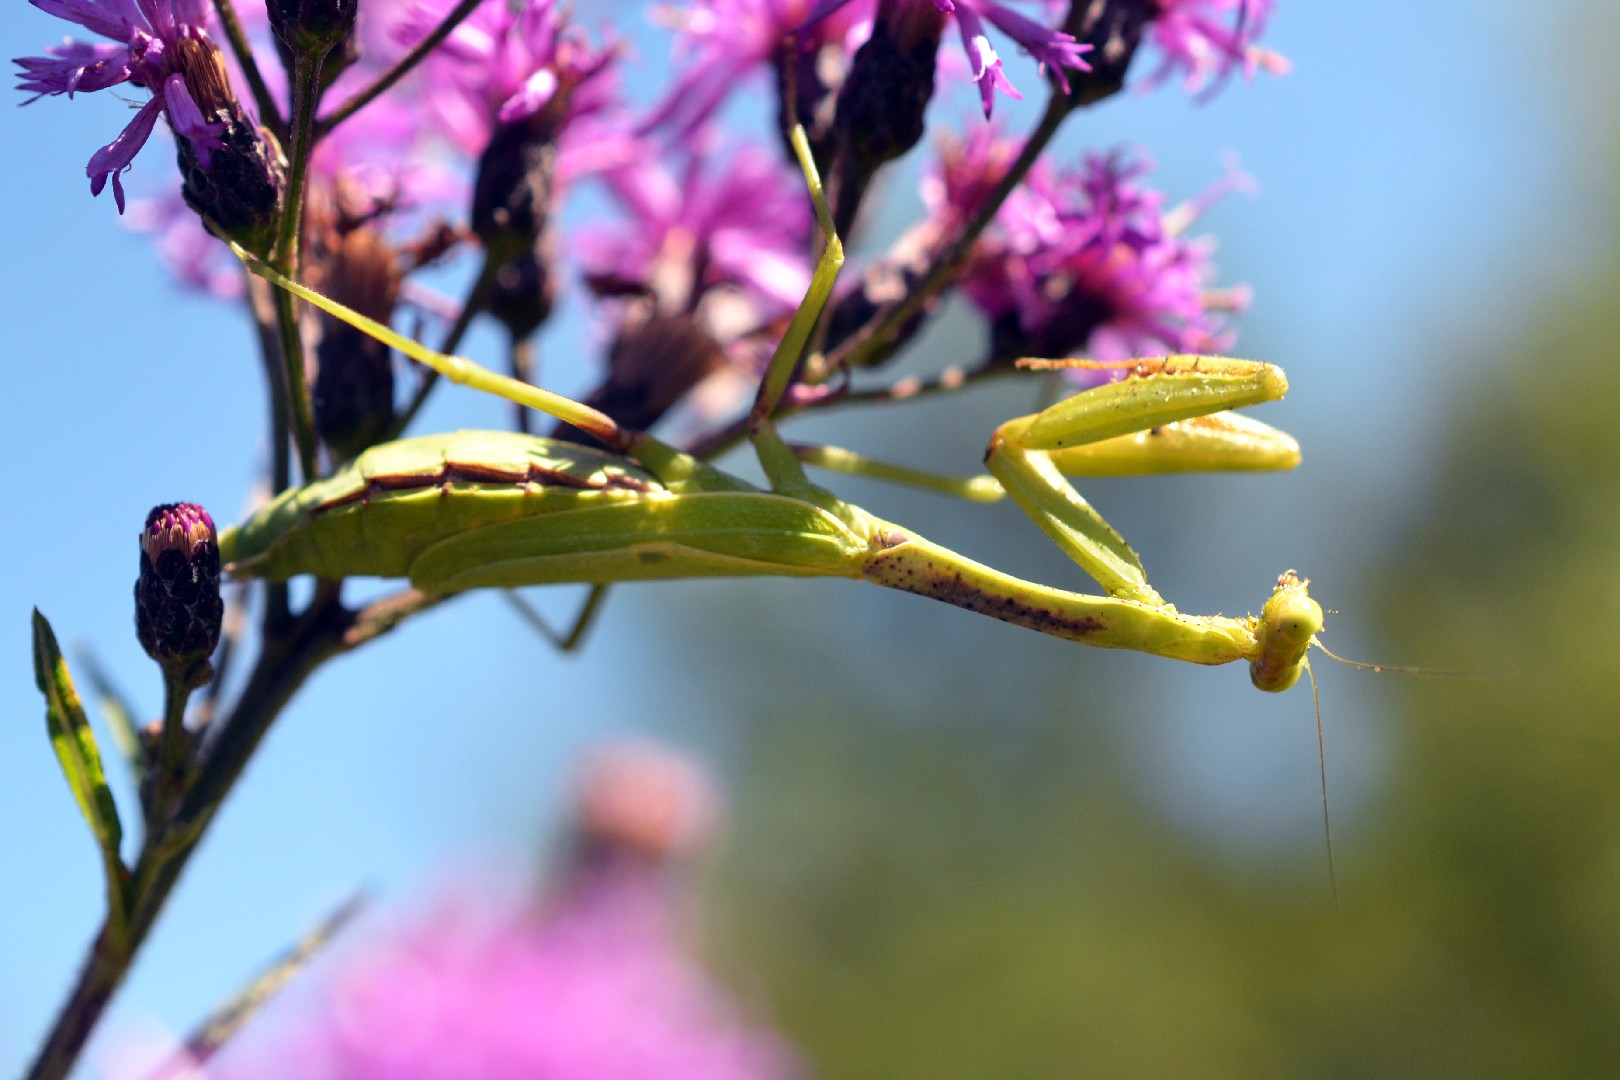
[219, 129, 1325, 695]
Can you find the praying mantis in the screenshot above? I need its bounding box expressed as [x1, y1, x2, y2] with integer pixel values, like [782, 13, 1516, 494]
[219, 129, 1325, 694]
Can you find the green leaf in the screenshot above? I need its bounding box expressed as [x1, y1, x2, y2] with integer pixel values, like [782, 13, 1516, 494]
[76, 648, 147, 785]
[32, 609, 129, 924]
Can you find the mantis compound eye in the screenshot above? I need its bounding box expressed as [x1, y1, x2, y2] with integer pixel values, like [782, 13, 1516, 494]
[1249, 571, 1324, 693]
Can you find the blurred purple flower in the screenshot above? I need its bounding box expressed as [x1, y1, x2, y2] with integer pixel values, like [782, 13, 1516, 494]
[578, 140, 813, 316]
[1143, 0, 1289, 95]
[932, 129, 1251, 363]
[643, 0, 870, 138]
[394, 0, 632, 184]
[806, 0, 1091, 117]
[126, 191, 245, 298]
[214, 870, 796, 1080]
[15, 0, 231, 210]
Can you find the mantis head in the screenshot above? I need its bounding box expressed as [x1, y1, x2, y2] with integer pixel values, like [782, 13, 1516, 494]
[1249, 571, 1324, 693]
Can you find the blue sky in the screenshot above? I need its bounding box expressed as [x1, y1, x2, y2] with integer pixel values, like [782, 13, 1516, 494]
[2, 1, 1615, 1073]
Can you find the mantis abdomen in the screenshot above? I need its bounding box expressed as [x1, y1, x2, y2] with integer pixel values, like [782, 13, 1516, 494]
[220, 430, 872, 590]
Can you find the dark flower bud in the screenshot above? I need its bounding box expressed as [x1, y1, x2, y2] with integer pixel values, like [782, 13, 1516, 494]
[772, 35, 845, 173]
[836, 3, 941, 159]
[312, 226, 401, 460]
[553, 312, 727, 444]
[268, 0, 359, 61]
[488, 239, 558, 343]
[171, 37, 287, 255]
[472, 115, 561, 259]
[1059, 0, 1152, 107]
[135, 504, 223, 685]
[830, 1, 942, 229]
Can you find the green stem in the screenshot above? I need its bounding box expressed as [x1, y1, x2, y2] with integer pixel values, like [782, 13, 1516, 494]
[149, 670, 195, 823]
[209, 0, 284, 140]
[271, 51, 328, 483]
[22, 925, 128, 1080]
[372, 248, 504, 442]
[315, 0, 484, 137]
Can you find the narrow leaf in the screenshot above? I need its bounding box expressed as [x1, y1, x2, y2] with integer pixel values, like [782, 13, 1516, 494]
[77, 647, 147, 785]
[32, 609, 128, 919]
[142, 891, 369, 1080]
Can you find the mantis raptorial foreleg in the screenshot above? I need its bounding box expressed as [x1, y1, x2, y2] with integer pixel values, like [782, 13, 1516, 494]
[985, 357, 1295, 605]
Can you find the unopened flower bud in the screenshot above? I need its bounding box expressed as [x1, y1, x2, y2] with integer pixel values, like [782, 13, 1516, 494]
[135, 504, 223, 683]
[554, 312, 727, 443]
[312, 227, 401, 460]
[834, 2, 942, 177]
[772, 35, 846, 171]
[488, 241, 558, 343]
[268, 0, 359, 60]
[1060, 0, 1152, 106]
[472, 116, 561, 259]
[171, 38, 287, 254]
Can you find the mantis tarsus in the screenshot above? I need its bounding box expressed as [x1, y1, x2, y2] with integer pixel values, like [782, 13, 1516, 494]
[220, 128, 1325, 695]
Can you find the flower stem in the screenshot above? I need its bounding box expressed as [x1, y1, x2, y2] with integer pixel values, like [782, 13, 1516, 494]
[828, 94, 1072, 373]
[385, 247, 506, 441]
[271, 51, 327, 483]
[315, 0, 484, 138]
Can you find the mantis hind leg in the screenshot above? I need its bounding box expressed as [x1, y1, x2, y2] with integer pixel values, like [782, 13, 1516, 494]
[503, 584, 611, 654]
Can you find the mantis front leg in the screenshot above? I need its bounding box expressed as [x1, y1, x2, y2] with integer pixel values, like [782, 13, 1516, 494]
[986, 357, 1298, 605]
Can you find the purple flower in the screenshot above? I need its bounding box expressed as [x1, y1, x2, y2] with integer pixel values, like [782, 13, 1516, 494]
[1143, 0, 1289, 96]
[15, 0, 232, 211]
[935, 132, 1251, 363]
[394, 0, 631, 183]
[808, 0, 1091, 117]
[642, 0, 870, 138]
[578, 140, 813, 316]
[213, 872, 797, 1080]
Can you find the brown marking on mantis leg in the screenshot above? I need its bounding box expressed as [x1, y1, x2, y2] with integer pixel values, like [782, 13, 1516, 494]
[862, 532, 1108, 639]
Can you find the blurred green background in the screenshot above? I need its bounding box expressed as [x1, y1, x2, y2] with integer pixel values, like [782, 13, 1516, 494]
[686, 18, 1620, 1080]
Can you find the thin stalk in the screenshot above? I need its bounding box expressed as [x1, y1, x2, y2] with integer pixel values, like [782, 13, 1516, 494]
[316, 0, 483, 137]
[509, 335, 537, 434]
[149, 671, 194, 822]
[376, 248, 505, 442]
[271, 50, 328, 483]
[828, 95, 1071, 373]
[685, 359, 1019, 462]
[209, 0, 284, 139]
[246, 277, 294, 496]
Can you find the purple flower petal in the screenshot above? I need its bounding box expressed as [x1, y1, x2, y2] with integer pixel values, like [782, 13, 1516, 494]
[27, 0, 142, 44]
[86, 94, 162, 212]
[160, 71, 225, 167]
[954, 4, 1020, 117]
[975, 1, 1091, 91]
[13, 40, 132, 100]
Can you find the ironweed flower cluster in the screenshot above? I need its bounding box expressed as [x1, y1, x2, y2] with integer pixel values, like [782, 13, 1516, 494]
[15, 0, 1286, 1075]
